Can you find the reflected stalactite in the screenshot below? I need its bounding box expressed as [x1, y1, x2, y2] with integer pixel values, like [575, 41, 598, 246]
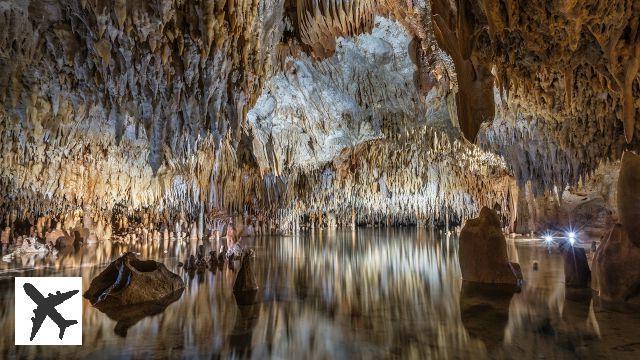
[1, 230, 639, 357]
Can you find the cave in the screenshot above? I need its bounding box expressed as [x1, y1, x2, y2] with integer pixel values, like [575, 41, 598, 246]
[1, 0, 640, 358]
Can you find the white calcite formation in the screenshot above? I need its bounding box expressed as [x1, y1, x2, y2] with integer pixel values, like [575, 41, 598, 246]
[248, 17, 425, 173]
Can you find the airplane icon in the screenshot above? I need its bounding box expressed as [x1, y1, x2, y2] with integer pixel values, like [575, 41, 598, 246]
[23, 283, 79, 341]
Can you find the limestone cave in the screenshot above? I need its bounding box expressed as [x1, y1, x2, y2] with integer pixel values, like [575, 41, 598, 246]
[1, 0, 639, 358]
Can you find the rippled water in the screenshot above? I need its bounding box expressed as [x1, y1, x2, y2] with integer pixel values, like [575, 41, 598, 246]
[1, 228, 640, 359]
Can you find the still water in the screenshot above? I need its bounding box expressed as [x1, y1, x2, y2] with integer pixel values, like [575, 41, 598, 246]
[1, 228, 639, 359]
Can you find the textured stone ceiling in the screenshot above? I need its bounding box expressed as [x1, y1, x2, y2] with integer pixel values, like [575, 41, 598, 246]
[0, 0, 638, 231]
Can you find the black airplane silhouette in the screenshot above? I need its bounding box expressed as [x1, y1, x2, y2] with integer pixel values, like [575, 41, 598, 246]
[23, 283, 79, 341]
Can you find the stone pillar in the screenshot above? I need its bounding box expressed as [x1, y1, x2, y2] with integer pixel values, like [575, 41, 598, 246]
[459, 207, 522, 285]
[592, 151, 640, 303]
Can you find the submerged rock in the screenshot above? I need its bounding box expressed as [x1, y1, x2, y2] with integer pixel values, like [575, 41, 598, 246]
[459, 207, 522, 285]
[558, 241, 591, 288]
[592, 224, 640, 304]
[84, 252, 184, 307]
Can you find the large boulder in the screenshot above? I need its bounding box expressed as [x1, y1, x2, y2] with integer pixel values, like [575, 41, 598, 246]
[558, 241, 591, 288]
[459, 207, 522, 285]
[617, 151, 640, 247]
[84, 252, 184, 307]
[591, 224, 640, 304]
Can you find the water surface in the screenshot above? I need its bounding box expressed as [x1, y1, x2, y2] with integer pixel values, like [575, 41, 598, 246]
[1, 228, 639, 359]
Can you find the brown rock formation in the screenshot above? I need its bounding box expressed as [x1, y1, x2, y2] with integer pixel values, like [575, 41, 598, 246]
[459, 207, 522, 285]
[84, 252, 184, 307]
[297, 0, 377, 58]
[592, 151, 640, 303]
[558, 241, 591, 288]
[233, 249, 259, 305]
[592, 224, 640, 304]
[430, 0, 495, 141]
[617, 151, 640, 246]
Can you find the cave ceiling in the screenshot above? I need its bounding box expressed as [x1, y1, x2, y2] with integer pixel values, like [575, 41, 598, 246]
[0, 0, 638, 226]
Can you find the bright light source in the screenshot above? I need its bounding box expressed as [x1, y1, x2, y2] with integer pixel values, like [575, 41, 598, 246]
[568, 232, 576, 239]
[543, 235, 552, 243]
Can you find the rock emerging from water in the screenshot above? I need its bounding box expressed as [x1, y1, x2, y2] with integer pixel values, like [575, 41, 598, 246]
[617, 151, 640, 247]
[592, 224, 640, 304]
[459, 207, 522, 285]
[559, 241, 591, 288]
[84, 252, 184, 307]
[234, 249, 259, 305]
[591, 152, 640, 304]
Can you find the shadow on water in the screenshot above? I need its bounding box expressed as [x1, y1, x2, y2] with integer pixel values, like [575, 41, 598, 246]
[1, 228, 640, 359]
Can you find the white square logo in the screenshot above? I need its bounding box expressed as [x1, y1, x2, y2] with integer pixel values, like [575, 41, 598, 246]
[14, 277, 83, 345]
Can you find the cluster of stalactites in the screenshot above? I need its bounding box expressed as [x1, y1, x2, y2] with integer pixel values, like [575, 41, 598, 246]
[273, 126, 516, 231]
[488, 0, 640, 143]
[479, 92, 638, 197]
[297, 0, 377, 58]
[0, 0, 285, 174]
[0, 100, 277, 223]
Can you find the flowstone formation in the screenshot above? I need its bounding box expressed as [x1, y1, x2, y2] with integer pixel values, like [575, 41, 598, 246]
[458, 207, 522, 286]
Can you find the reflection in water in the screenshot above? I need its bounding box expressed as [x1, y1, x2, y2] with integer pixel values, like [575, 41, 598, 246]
[1, 228, 640, 359]
[97, 288, 185, 338]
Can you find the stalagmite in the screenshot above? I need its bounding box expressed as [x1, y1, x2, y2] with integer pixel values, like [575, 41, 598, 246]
[617, 151, 640, 246]
[592, 224, 640, 304]
[233, 249, 259, 305]
[559, 241, 591, 288]
[458, 207, 522, 285]
[189, 222, 198, 255]
[592, 151, 640, 304]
